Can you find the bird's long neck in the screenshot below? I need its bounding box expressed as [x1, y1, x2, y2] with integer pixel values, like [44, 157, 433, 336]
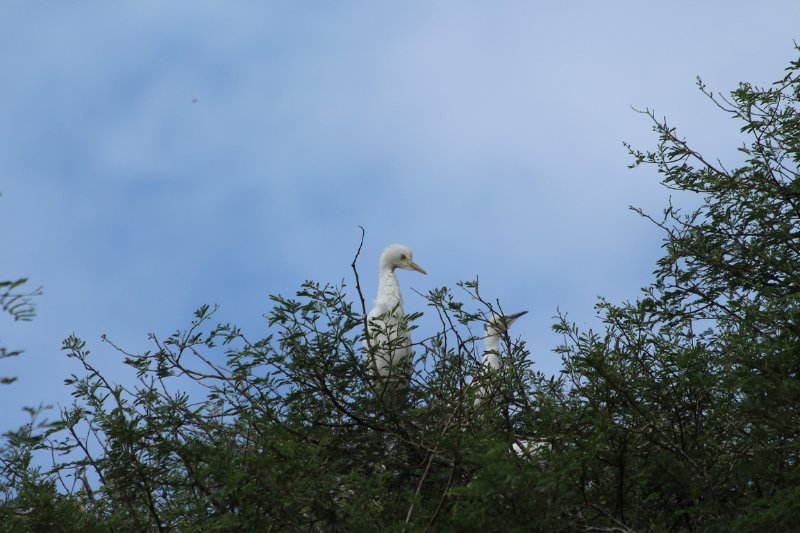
[377, 267, 403, 316]
[483, 332, 501, 369]
[484, 333, 500, 354]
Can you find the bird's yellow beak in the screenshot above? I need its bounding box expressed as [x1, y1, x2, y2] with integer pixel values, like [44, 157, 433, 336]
[404, 258, 427, 275]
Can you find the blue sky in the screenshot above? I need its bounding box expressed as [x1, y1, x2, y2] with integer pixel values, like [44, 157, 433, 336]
[2, 2, 799, 430]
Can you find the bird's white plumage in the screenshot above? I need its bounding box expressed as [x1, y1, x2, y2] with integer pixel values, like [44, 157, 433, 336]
[512, 438, 549, 461]
[474, 311, 527, 406]
[471, 311, 546, 462]
[364, 244, 426, 409]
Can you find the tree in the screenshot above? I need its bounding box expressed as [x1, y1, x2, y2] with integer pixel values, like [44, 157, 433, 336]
[0, 277, 41, 385]
[1, 47, 799, 531]
[553, 47, 800, 529]
[0, 273, 557, 531]
[0, 229, 58, 530]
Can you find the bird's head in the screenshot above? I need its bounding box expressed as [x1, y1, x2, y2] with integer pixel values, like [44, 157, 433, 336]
[380, 244, 427, 274]
[485, 311, 528, 337]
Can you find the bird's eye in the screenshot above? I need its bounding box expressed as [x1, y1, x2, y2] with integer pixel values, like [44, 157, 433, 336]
[400, 254, 407, 260]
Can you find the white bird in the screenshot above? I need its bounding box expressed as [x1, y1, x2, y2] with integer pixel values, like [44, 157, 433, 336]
[512, 438, 549, 462]
[471, 311, 548, 462]
[474, 310, 527, 406]
[364, 244, 426, 410]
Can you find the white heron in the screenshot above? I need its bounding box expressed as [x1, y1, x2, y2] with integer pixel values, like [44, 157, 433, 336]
[470, 311, 549, 461]
[473, 310, 527, 406]
[364, 244, 426, 410]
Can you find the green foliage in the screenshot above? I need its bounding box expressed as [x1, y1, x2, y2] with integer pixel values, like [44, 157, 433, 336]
[1, 46, 799, 531]
[0, 278, 41, 385]
[0, 278, 40, 323]
[4, 282, 554, 530]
